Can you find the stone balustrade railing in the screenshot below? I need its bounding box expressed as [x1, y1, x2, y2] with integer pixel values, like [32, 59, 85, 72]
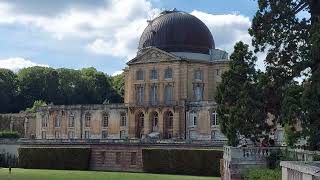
[223, 146, 282, 162]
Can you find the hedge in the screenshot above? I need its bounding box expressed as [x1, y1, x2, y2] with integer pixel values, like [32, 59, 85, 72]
[243, 168, 281, 180]
[18, 147, 91, 170]
[0, 131, 19, 138]
[142, 149, 223, 176]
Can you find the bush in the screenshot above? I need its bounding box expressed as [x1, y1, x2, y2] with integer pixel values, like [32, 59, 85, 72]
[0, 131, 19, 138]
[142, 149, 223, 176]
[244, 168, 281, 180]
[18, 147, 91, 170]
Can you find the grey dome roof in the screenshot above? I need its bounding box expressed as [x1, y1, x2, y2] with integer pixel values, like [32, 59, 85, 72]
[138, 10, 215, 54]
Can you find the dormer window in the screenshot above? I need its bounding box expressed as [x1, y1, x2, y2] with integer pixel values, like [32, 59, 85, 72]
[150, 68, 158, 80]
[195, 70, 203, 80]
[164, 68, 173, 79]
[136, 70, 144, 80]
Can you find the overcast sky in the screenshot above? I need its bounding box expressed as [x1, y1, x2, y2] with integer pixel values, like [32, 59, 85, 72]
[0, 0, 261, 75]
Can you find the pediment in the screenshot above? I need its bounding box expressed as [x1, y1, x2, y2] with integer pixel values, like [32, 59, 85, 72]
[127, 47, 181, 65]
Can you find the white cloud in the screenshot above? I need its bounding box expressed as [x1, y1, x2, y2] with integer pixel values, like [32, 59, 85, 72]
[0, 57, 49, 72]
[0, 1, 261, 67]
[191, 11, 252, 53]
[112, 70, 123, 76]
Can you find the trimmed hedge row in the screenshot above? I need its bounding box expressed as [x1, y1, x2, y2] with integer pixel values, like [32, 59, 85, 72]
[142, 149, 223, 176]
[0, 131, 19, 138]
[18, 147, 91, 170]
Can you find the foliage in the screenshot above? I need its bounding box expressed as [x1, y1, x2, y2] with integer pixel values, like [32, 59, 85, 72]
[25, 100, 47, 113]
[249, 0, 320, 150]
[0, 131, 19, 138]
[215, 42, 268, 146]
[0, 168, 218, 180]
[111, 73, 125, 102]
[18, 148, 91, 170]
[243, 168, 281, 180]
[0, 66, 122, 113]
[0, 68, 18, 113]
[284, 124, 300, 147]
[142, 149, 223, 176]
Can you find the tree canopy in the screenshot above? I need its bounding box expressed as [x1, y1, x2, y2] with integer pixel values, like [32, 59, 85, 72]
[0, 66, 123, 113]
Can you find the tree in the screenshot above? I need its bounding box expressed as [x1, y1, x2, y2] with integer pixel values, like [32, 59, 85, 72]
[111, 73, 125, 103]
[25, 100, 47, 113]
[216, 42, 268, 146]
[0, 68, 18, 113]
[250, 0, 320, 149]
[17, 66, 59, 109]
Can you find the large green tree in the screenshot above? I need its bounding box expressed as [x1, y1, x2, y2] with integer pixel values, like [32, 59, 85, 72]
[0, 68, 18, 113]
[17, 66, 59, 109]
[250, 0, 320, 149]
[216, 42, 268, 146]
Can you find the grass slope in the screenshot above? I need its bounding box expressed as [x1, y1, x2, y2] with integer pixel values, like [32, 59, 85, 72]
[0, 168, 219, 180]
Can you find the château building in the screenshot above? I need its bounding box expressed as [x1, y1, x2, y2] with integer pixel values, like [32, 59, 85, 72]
[35, 10, 229, 141]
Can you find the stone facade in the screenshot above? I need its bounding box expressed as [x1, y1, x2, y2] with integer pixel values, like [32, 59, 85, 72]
[0, 113, 36, 139]
[34, 47, 229, 141]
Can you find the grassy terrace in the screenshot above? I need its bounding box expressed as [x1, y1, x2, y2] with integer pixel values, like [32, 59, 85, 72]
[0, 168, 219, 180]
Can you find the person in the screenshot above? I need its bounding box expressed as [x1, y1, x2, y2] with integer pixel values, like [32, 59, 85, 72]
[9, 166, 11, 174]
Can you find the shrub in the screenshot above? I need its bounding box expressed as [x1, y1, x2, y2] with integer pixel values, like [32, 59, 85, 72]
[0, 131, 19, 138]
[244, 168, 281, 180]
[18, 147, 91, 170]
[142, 149, 223, 176]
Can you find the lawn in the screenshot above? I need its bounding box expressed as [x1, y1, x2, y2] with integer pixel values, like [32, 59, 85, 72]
[0, 168, 219, 180]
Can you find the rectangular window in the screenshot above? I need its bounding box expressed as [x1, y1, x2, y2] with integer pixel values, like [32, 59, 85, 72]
[165, 68, 172, 79]
[120, 130, 126, 139]
[115, 152, 121, 164]
[41, 115, 48, 128]
[136, 86, 144, 105]
[211, 131, 216, 140]
[211, 111, 218, 126]
[68, 114, 75, 127]
[164, 85, 173, 105]
[150, 85, 158, 105]
[120, 113, 126, 126]
[150, 69, 158, 80]
[84, 131, 90, 139]
[131, 152, 137, 165]
[195, 70, 203, 80]
[195, 85, 203, 101]
[136, 70, 144, 80]
[102, 130, 108, 139]
[102, 114, 109, 128]
[189, 112, 197, 127]
[55, 116, 61, 127]
[216, 69, 220, 76]
[41, 131, 46, 139]
[85, 113, 91, 127]
[68, 131, 75, 139]
[55, 131, 60, 139]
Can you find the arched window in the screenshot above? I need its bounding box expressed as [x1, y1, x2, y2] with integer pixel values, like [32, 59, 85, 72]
[151, 112, 159, 132]
[166, 111, 173, 129]
[138, 112, 144, 127]
[150, 68, 158, 80]
[164, 68, 173, 79]
[136, 69, 144, 80]
[102, 112, 109, 128]
[85, 113, 91, 127]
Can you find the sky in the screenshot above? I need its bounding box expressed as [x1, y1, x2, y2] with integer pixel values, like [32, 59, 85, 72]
[0, 0, 260, 75]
